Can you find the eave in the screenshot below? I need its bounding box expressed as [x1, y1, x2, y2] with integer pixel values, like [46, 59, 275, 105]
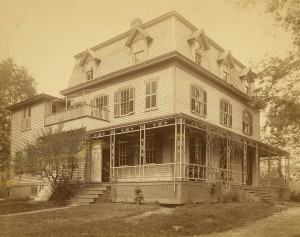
[60, 51, 250, 103]
[7, 94, 58, 111]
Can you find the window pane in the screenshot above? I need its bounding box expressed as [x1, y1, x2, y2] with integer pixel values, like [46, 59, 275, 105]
[146, 96, 150, 109]
[134, 39, 144, 53]
[151, 95, 156, 107]
[151, 81, 156, 93]
[134, 51, 144, 63]
[146, 83, 150, 95]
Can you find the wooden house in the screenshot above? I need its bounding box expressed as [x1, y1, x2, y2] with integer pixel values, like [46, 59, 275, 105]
[8, 11, 290, 203]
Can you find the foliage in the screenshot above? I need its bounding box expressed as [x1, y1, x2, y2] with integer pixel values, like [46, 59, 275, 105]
[14, 126, 85, 200]
[290, 191, 300, 202]
[229, 0, 300, 180]
[0, 58, 37, 174]
[133, 185, 144, 204]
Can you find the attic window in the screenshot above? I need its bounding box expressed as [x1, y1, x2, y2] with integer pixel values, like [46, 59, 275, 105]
[85, 60, 94, 80]
[245, 76, 250, 95]
[133, 38, 145, 63]
[222, 61, 229, 82]
[195, 44, 203, 66]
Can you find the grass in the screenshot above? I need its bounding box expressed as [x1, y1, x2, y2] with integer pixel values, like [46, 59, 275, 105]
[0, 201, 285, 237]
[0, 199, 64, 215]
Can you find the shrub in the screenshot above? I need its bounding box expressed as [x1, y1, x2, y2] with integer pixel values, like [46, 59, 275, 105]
[290, 191, 300, 202]
[133, 185, 144, 204]
[221, 189, 240, 203]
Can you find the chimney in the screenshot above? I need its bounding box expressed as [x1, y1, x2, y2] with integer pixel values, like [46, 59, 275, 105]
[130, 18, 142, 29]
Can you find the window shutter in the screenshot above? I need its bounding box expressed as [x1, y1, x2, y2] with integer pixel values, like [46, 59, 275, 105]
[190, 84, 196, 112]
[249, 114, 253, 135]
[203, 90, 207, 116]
[219, 100, 224, 124]
[129, 87, 135, 114]
[229, 104, 233, 126]
[114, 91, 119, 117]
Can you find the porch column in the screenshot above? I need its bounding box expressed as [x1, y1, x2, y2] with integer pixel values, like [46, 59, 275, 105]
[139, 124, 145, 181]
[85, 138, 91, 183]
[267, 152, 271, 186]
[226, 138, 230, 183]
[65, 96, 68, 109]
[243, 141, 247, 185]
[110, 130, 115, 182]
[255, 145, 260, 186]
[174, 118, 178, 190]
[287, 155, 290, 187]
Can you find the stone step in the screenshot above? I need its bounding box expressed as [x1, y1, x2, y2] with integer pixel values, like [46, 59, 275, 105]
[74, 198, 95, 203]
[77, 190, 103, 195]
[80, 187, 107, 191]
[76, 194, 99, 199]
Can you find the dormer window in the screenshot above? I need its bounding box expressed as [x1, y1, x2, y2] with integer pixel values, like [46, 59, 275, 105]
[79, 49, 101, 81]
[126, 26, 153, 64]
[244, 76, 250, 95]
[222, 62, 229, 82]
[133, 38, 145, 63]
[85, 60, 94, 80]
[195, 44, 203, 66]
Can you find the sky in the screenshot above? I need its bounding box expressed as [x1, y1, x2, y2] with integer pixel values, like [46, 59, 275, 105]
[0, 0, 293, 97]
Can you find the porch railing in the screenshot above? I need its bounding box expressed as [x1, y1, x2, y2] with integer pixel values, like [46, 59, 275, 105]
[260, 177, 288, 188]
[44, 105, 109, 126]
[113, 163, 174, 182]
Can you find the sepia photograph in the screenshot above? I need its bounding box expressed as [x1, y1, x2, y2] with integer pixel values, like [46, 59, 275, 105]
[0, 0, 300, 236]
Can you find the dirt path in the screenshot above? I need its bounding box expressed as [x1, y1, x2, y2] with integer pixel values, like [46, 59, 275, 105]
[198, 206, 300, 237]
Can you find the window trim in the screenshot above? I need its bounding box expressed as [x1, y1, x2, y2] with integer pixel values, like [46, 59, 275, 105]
[219, 99, 232, 127]
[145, 79, 158, 111]
[190, 84, 207, 117]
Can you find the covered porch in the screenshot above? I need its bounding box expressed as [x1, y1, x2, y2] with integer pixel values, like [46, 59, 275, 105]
[85, 115, 289, 189]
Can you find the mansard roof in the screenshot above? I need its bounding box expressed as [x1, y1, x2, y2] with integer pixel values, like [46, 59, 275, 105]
[125, 26, 153, 47]
[240, 67, 255, 82]
[217, 50, 235, 68]
[79, 49, 101, 66]
[187, 29, 210, 50]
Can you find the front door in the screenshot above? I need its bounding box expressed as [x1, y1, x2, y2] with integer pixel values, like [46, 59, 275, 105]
[91, 143, 102, 182]
[102, 149, 110, 182]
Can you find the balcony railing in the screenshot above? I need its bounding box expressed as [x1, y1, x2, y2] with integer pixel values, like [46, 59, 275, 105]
[260, 177, 288, 188]
[44, 105, 109, 126]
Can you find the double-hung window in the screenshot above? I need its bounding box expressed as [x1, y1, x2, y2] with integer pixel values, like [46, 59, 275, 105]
[85, 60, 94, 80]
[190, 84, 207, 116]
[118, 141, 129, 166]
[195, 47, 202, 66]
[92, 95, 108, 119]
[145, 134, 156, 164]
[114, 87, 135, 117]
[21, 108, 31, 131]
[222, 62, 229, 82]
[220, 99, 232, 127]
[145, 80, 157, 110]
[133, 38, 145, 63]
[242, 111, 253, 135]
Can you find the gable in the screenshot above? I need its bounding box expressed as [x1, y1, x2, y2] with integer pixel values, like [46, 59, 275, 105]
[187, 29, 210, 50]
[79, 49, 101, 67]
[125, 26, 153, 47]
[217, 50, 235, 68]
[240, 67, 255, 82]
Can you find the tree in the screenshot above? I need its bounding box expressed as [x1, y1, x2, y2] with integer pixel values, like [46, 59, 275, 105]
[229, 0, 300, 179]
[0, 58, 37, 178]
[14, 125, 86, 200]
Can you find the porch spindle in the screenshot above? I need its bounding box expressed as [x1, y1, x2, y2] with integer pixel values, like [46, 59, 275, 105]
[267, 152, 271, 187]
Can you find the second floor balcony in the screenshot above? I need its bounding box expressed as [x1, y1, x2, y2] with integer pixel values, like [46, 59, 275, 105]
[44, 104, 110, 130]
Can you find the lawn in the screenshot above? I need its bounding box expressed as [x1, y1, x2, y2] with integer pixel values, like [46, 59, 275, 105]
[0, 199, 64, 215]
[0, 201, 285, 237]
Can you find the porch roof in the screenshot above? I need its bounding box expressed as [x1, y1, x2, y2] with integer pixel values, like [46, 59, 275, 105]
[86, 113, 288, 157]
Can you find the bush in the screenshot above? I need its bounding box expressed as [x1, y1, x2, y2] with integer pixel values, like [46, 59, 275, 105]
[133, 186, 144, 204]
[290, 191, 300, 202]
[221, 189, 240, 203]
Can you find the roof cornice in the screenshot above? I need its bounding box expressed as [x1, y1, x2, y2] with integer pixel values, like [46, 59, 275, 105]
[7, 94, 57, 111]
[61, 51, 250, 103]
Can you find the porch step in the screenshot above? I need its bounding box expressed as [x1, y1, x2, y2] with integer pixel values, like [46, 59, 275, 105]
[70, 184, 109, 206]
[242, 186, 276, 203]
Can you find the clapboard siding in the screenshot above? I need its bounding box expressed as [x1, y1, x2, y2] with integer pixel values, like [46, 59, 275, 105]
[174, 17, 248, 94]
[70, 64, 174, 127]
[175, 65, 260, 140]
[68, 16, 174, 88]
